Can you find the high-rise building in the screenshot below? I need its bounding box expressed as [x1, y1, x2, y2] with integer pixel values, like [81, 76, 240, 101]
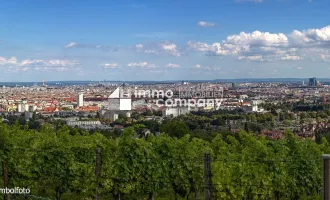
[309, 77, 317, 86]
[17, 104, 23, 112]
[77, 93, 84, 107]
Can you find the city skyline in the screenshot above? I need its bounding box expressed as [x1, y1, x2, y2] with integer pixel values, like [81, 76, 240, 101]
[1, 0, 330, 81]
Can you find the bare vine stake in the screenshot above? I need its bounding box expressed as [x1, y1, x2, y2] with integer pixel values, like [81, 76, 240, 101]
[2, 161, 10, 200]
[94, 148, 102, 200]
[204, 153, 212, 200]
[323, 154, 330, 200]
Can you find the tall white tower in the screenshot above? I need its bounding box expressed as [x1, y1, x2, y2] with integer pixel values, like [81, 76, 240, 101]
[77, 93, 84, 107]
[17, 104, 23, 113]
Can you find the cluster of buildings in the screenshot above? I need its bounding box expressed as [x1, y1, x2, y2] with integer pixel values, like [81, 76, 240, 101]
[0, 82, 327, 118]
[260, 121, 328, 141]
[0, 78, 329, 131]
[308, 77, 321, 87]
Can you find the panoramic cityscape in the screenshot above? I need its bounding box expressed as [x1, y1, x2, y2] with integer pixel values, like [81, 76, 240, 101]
[1, 0, 330, 199]
[0, 77, 328, 137]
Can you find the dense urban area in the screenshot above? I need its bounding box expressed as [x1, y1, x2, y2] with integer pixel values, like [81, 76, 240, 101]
[0, 78, 330, 199]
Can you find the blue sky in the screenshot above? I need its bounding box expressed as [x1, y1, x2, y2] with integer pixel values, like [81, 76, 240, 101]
[0, 0, 330, 81]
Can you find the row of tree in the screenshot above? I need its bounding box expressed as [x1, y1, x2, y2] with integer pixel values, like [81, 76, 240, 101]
[0, 122, 328, 200]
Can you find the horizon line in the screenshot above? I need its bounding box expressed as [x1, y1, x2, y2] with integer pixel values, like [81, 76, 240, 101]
[0, 77, 326, 83]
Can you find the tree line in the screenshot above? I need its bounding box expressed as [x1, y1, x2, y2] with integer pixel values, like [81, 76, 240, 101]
[0, 121, 329, 200]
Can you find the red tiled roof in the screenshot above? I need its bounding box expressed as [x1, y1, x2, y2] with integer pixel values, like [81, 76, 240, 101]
[260, 130, 283, 139]
[42, 107, 61, 112]
[76, 106, 99, 112]
[63, 97, 76, 101]
[114, 125, 123, 129]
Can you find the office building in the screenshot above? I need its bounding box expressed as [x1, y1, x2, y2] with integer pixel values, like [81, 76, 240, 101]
[77, 93, 84, 107]
[66, 120, 101, 127]
[17, 104, 23, 112]
[162, 107, 190, 117]
[309, 77, 317, 87]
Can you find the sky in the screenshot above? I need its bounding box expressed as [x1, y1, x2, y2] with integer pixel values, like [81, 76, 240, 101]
[0, 0, 330, 81]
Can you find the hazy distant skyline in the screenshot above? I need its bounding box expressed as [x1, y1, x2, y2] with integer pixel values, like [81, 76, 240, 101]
[1, 0, 330, 81]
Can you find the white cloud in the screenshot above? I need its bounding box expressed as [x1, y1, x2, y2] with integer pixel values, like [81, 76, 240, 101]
[144, 49, 158, 54]
[222, 43, 249, 55]
[194, 64, 201, 69]
[204, 66, 221, 71]
[7, 57, 18, 65]
[187, 41, 230, 55]
[238, 55, 264, 62]
[321, 54, 330, 62]
[135, 43, 158, 54]
[160, 42, 181, 56]
[0, 57, 80, 72]
[226, 31, 288, 47]
[187, 41, 214, 52]
[1, 57, 79, 67]
[46, 60, 79, 67]
[193, 64, 221, 71]
[65, 42, 77, 48]
[297, 66, 303, 70]
[20, 59, 43, 66]
[0, 57, 7, 65]
[136, 44, 143, 48]
[135, 41, 181, 56]
[188, 37, 292, 61]
[198, 21, 216, 27]
[128, 62, 147, 67]
[187, 27, 311, 62]
[291, 26, 330, 45]
[281, 55, 302, 61]
[166, 63, 180, 68]
[128, 62, 157, 68]
[103, 63, 119, 69]
[34, 66, 71, 72]
[64, 42, 118, 51]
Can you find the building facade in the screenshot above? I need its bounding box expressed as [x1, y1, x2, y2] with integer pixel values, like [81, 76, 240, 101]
[66, 120, 101, 126]
[77, 93, 84, 107]
[162, 107, 190, 117]
[309, 77, 317, 87]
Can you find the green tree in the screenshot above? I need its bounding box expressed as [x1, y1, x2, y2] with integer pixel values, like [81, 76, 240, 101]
[160, 120, 190, 138]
